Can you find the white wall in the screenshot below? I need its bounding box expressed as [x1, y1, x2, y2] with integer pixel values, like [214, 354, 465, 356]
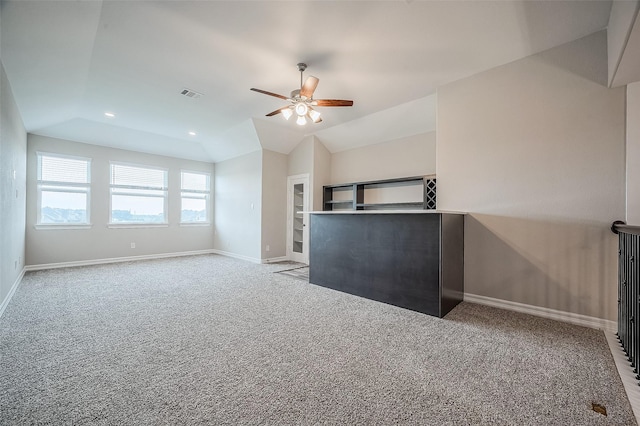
[437, 31, 625, 321]
[0, 61, 27, 314]
[330, 132, 436, 184]
[214, 150, 262, 262]
[261, 149, 287, 260]
[627, 82, 640, 224]
[26, 135, 215, 266]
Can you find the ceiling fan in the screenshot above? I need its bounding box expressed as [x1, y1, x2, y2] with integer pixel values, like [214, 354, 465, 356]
[250, 63, 353, 125]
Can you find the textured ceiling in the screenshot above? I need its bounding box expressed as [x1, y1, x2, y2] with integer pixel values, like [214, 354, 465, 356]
[1, 1, 612, 162]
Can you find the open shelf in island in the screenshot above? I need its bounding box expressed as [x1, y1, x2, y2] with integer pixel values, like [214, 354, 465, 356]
[322, 175, 436, 211]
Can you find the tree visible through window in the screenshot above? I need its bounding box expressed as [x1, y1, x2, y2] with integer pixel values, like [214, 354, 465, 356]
[110, 163, 168, 224]
[181, 171, 210, 223]
[37, 153, 91, 225]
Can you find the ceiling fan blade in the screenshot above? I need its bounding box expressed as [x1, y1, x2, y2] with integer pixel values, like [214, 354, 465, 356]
[250, 88, 289, 100]
[265, 107, 289, 117]
[300, 76, 319, 98]
[314, 99, 354, 107]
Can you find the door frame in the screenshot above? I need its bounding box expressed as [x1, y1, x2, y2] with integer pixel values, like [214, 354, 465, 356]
[286, 174, 310, 264]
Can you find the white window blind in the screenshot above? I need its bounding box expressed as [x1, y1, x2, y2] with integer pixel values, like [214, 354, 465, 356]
[182, 172, 208, 191]
[37, 153, 91, 225]
[39, 155, 89, 184]
[111, 164, 167, 189]
[110, 163, 168, 224]
[181, 171, 210, 223]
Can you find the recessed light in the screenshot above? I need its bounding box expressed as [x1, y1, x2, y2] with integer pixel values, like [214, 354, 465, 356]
[104, 112, 115, 118]
[188, 131, 196, 136]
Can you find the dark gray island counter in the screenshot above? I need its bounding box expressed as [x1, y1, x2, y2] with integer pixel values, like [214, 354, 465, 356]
[309, 211, 464, 318]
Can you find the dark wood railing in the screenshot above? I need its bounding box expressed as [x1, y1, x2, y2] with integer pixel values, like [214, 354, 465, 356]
[612, 220, 640, 384]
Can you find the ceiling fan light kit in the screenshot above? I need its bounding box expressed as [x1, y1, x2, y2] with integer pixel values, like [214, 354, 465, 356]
[295, 102, 308, 116]
[250, 63, 353, 126]
[309, 109, 321, 123]
[281, 108, 293, 120]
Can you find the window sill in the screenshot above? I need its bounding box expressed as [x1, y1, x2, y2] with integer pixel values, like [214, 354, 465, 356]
[108, 223, 169, 229]
[180, 222, 211, 227]
[34, 224, 92, 230]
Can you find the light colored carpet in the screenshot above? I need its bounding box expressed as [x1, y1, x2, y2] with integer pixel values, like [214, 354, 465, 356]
[0, 254, 635, 425]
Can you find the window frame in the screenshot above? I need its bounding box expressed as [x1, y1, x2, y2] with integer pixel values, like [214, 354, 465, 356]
[180, 170, 211, 225]
[109, 161, 169, 227]
[36, 151, 92, 228]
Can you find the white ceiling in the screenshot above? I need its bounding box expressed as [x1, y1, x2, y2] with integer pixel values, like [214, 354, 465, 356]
[1, 0, 613, 163]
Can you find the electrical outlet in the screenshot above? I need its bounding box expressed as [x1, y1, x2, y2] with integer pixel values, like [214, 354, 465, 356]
[130, 242, 136, 249]
[266, 245, 270, 252]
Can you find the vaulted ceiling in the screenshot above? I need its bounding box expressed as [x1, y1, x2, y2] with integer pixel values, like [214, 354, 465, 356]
[1, 1, 613, 162]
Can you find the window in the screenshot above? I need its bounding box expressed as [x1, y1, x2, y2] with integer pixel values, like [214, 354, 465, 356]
[181, 171, 210, 224]
[110, 163, 168, 224]
[37, 153, 91, 225]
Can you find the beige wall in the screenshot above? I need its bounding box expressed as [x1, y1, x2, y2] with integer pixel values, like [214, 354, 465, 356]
[312, 139, 331, 211]
[627, 82, 640, 224]
[607, 0, 640, 87]
[26, 135, 215, 266]
[437, 31, 625, 321]
[330, 132, 436, 184]
[261, 149, 287, 259]
[0, 61, 27, 312]
[288, 136, 314, 177]
[214, 150, 262, 261]
[287, 136, 314, 211]
[287, 135, 332, 212]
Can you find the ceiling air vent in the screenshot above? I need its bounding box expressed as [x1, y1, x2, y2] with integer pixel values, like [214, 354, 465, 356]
[180, 88, 203, 99]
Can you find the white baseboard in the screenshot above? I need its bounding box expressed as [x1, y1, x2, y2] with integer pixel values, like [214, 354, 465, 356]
[24, 249, 218, 271]
[24, 249, 293, 274]
[210, 249, 262, 264]
[0, 267, 26, 318]
[464, 293, 617, 333]
[261, 256, 288, 264]
[605, 331, 640, 424]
